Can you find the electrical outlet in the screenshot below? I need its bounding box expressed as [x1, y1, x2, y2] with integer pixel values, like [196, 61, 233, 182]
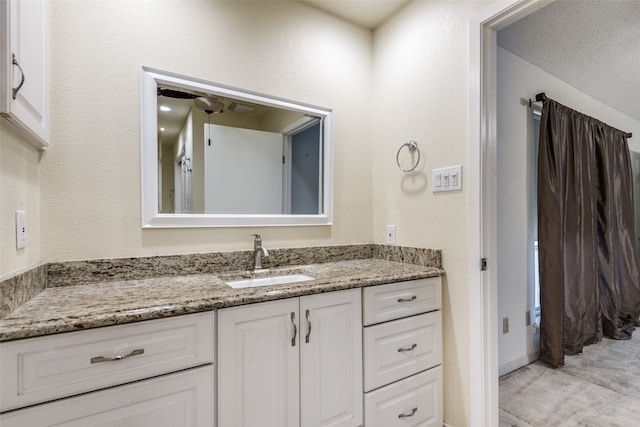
[386, 225, 396, 245]
[502, 317, 509, 334]
[15, 210, 26, 250]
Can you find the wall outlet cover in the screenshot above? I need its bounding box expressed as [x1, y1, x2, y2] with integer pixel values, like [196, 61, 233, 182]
[502, 317, 509, 334]
[386, 225, 396, 245]
[15, 210, 26, 250]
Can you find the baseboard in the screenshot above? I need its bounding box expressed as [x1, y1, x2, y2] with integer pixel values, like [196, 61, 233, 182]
[499, 351, 539, 377]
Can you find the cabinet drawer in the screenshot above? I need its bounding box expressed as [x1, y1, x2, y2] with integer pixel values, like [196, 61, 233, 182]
[362, 278, 441, 326]
[0, 365, 214, 427]
[364, 366, 442, 427]
[0, 312, 214, 412]
[363, 311, 442, 392]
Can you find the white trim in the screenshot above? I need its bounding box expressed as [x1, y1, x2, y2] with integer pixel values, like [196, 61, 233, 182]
[140, 66, 333, 228]
[498, 351, 540, 377]
[469, 1, 553, 425]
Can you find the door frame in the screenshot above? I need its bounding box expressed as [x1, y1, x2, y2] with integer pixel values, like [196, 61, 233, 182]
[468, 1, 552, 425]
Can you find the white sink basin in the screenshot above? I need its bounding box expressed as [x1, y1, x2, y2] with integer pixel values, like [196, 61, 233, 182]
[226, 274, 315, 289]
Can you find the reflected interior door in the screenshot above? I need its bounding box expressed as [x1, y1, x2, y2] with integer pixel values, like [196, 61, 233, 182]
[204, 124, 283, 214]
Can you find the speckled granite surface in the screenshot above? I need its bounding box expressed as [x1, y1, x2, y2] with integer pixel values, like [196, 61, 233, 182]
[0, 265, 47, 319]
[0, 245, 443, 342]
[46, 244, 381, 287]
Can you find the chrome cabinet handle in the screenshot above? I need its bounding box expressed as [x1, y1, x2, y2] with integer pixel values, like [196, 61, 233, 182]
[398, 407, 418, 418]
[291, 312, 297, 346]
[11, 54, 25, 100]
[397, 343, 417, 352]
[90, 348, 144, 364]
[305, 309, 312, 343]
[397, 295, 417, 303]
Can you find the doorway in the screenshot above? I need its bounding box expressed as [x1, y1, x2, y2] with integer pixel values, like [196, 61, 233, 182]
[469, 1, 557, 425]
[473, 1, 640, 424]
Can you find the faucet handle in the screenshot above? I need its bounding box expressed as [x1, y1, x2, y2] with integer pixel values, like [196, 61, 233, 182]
[250, 234, 262, 246]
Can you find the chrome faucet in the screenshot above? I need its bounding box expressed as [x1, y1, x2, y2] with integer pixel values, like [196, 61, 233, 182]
[251, 234, 269, 272]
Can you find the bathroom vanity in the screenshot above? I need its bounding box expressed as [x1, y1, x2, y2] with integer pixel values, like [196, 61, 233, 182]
[0, 249, 443, 427]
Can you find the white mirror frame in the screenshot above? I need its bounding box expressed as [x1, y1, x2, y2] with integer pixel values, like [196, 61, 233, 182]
[140, 66, 333, 228]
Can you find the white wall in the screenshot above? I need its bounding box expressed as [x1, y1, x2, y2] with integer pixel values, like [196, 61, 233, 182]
[372, 2, 487, 426]
[42, 1, 373, 261]
[0, 122, 41, 280]
[496, 46, 640, 374]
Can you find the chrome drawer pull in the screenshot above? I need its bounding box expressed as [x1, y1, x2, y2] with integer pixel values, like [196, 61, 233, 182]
[305, 309, 312, 343]
[291, 312, 297, 347]
[397, 295, 417, 303]
[397, 343, 417, 352]
[11, 54, 25, 100]
[398, 407, 418, 418]
[90, 348, 144, 364]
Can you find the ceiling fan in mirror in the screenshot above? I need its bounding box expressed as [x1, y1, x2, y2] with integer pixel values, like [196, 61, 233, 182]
[157, 86, 224, 114]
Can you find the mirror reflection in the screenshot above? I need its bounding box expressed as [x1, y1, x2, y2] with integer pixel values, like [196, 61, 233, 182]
[157, 84, 324, 216]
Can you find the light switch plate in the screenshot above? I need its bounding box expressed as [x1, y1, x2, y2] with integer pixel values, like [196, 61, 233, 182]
[432, 165, 462, 192]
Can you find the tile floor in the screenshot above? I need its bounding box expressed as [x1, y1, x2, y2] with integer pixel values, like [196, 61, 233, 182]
[499, 333, 640, 426]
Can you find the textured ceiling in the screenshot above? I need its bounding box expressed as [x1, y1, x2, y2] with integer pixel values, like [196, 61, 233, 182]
[498, 0, 640, 122]
[302, 0, 409, 29]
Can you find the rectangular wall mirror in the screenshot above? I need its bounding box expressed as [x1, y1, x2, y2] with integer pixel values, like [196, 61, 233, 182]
[140, 66, 333, 228]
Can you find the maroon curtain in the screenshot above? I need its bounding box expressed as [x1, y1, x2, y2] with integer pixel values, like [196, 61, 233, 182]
[537, 99, 640, 368]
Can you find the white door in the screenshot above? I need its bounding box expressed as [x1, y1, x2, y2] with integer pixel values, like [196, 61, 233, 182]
[204, 124, 283, 214]
[300, 289, 363, 427]
[0, 366, 214, 427]
[218, 298, 300, 427]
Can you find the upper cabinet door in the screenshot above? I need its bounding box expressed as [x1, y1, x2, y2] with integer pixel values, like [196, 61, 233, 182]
[300, 289, 363, 427]
[1, 0, 49, 149]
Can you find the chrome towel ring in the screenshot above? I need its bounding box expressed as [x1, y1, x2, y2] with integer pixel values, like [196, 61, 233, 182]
[396, 140, 420, 173]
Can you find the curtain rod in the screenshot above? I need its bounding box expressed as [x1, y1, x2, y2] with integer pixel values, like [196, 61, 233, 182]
[528, 92, 632, 139]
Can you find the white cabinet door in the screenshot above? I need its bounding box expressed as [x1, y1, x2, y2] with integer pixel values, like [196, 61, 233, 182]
[218, 291, 364, 427]
[0, 0, 49, 148]
[218, 298, 300, 427]
[301, 289, 363, 427]
[0, 365, 214, 427]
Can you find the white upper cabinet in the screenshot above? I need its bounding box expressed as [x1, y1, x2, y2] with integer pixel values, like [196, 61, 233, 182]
[1, 0, 49, 148]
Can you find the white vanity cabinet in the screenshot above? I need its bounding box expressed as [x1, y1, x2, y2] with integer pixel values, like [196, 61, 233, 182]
[218, 288, 363, 427]
[362, 278, 443, 427]
[0, 365, 214, 427]
[0, 312, 215, 426]
[0, 0, 49, 148]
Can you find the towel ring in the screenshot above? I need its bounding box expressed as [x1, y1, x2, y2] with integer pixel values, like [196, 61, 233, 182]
[396, 140, 420, 173]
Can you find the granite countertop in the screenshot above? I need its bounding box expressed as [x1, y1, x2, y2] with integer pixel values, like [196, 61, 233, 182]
[0, 258, 443, 342]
